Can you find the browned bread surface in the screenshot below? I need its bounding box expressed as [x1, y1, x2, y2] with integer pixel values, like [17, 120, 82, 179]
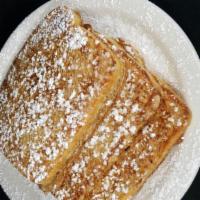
[0, 6, 125, 188]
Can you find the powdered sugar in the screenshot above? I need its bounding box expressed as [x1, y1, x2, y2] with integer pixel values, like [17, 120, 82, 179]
[66, 27, 88, 50]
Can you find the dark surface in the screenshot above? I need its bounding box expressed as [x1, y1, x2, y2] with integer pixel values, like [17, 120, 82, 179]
[0, 0, 199, 199]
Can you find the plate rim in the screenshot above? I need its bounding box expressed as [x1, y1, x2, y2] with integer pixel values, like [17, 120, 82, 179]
[146, 1, 200, 198]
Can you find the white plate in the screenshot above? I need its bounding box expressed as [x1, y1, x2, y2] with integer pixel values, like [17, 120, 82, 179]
[0, 0, 200, 199]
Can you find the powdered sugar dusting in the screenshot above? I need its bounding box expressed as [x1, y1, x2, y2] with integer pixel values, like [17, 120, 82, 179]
[66, 27, 88, 50]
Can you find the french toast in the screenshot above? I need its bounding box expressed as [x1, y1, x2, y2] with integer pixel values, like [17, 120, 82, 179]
[51, 34, 191, 200]
[0, 6, 125, 188]
[0, 5, 191, 200]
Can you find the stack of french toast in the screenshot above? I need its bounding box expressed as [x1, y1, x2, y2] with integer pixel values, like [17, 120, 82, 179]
[0, 6, 191, 200]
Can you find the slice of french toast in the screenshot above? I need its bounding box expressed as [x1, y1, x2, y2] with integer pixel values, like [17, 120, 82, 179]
[0, 6, 125, 189]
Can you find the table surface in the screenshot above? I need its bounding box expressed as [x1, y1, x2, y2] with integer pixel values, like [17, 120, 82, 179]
[0, 0, 199, 199]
